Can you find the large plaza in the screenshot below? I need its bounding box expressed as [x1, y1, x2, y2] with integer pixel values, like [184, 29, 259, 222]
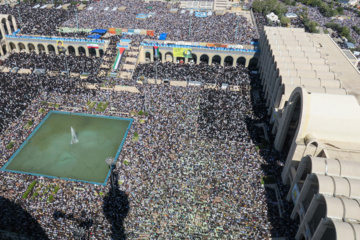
[0, 0, 359, 239]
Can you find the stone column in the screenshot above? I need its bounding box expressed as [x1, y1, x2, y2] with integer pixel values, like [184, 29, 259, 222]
[12, 17, 17, 31]
[85, 47, 89, 57]
[5, 20, 12, 35]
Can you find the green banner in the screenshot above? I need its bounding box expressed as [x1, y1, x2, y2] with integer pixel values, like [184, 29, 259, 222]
[115, 28, 122, 34]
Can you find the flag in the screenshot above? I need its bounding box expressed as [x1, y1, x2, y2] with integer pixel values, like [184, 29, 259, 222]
[153, 46, 159, 59]
[87, 44, 99, 49]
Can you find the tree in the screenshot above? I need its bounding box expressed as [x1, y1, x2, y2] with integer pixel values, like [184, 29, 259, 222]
[252, 0, 264, 13]
[280, 16, 291, 26]
[336, 6, 344, 14]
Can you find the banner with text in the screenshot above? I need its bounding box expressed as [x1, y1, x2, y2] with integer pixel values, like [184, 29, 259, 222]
[173, 48, 192, 58]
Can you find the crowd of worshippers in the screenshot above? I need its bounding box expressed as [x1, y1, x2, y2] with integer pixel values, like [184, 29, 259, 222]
[0, 74, 298, 238]
[3, 52, 101, 75]
[0, 3, 77, 36]
[62, 0, 258, 44]
[132, 62, 251, 86]
[0, 73, 89, 133]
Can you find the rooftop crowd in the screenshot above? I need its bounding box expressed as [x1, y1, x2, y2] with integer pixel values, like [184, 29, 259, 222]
[0, 3, 78, 36]
[62, 0, 258, 44]
[132, 62, 252, 86]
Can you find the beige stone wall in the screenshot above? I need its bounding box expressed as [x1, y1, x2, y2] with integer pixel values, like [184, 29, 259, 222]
[5, 38, 108, 57]
[139, 45, 259, 67]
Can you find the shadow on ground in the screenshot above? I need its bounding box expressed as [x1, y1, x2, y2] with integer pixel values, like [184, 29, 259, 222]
[0, 196, 49, 240]
[246, 71, 299, 238]
[103, 170, 130, 240]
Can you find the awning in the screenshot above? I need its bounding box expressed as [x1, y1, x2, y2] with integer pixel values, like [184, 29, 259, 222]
[87, 34, 101, 39]
[91, 29, 107, 34]
[159, 33, 168, 40]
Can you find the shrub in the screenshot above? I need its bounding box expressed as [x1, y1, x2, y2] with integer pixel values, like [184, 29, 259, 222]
[100, 102, 109, 112]
[144, 112, 149, 116]
[41, 100, 48, 106]
[27, 120, 34, 126]
[53, 185, 60, 194]
[134, 132, 139, 138]
[96, 102, 103, 111]
[82, 1, 87, 4]
[48, 195, 54, 202]
[138, 110, 144, 115]
[38, 108, 45, 114]
[124, 160, 130, 165]
[6, 142, 14, 149]
[22, 181, 37, 199]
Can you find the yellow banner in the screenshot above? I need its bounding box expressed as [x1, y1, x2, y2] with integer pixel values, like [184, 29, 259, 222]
[173, 48, 192, 58]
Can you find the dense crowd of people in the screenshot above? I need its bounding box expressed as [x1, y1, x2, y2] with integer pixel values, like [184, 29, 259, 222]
[133, 62, 251, 86]
[0, 0, 321, 239]
[62, 0, 258, 44]
[0, 74, 298, 238]
[3, 52, 102, 75]
[0, 3, 77, 36]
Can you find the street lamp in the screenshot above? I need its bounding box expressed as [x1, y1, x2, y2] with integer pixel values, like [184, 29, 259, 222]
[105, 157, 116, 194]
[72, 227, 85, 240]
[17, 6, 22, 28]
[58, 46, 69, 78]
[75, 8, 79, 32]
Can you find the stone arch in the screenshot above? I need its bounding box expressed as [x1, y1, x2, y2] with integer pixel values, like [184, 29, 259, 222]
[7, 15, 14, 32]
[165, 52, 173, 62]
[99, 49, 104, 57]
[248, 57, 258, 70]
[9, 42, 16, 51]
[28, 43, 35, 52]
[78, 46, 86, 56]
[224, 56, 233, 66]
[145, 51, 151, 60]
[68, 45, 76, 55]
[237, 57, 246, 66]
[2, 44, 6, 55]
[1, 18, 9, 35]
[18, 42, 25, 51]
[89, 48, 96, 57]
[212, 55, 221, 65]
[199, 54, 209, 64]
[189, 53, 197, 64]
[274, 87, 305, 153]
[47, 44, 55, 54]
[37, 44, 45, 53]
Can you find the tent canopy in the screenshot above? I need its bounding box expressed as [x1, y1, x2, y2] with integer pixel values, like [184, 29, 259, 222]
[91, 29, 107, 34]
[159, 33, 168, 40]
[87, 34, 101, 39]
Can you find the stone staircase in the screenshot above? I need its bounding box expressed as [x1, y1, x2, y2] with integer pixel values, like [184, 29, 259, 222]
[213, 0, 230, 10]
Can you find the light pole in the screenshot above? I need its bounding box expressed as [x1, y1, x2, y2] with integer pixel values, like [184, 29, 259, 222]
[58, 47, 69, 78]
[75, 8, 79, 32]
[17, 7, 22, 28]
[189, 13, 192, 38]
[154, 57, 158, 85]
[235, 14, 240, 42]
[105, 157, 116, 195]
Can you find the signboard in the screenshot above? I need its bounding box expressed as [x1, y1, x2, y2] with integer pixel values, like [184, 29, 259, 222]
[292, 183, 300, 204]
[173, 48, 192, 58]
[115, 28, 122, 34]
[195, 12, 207, 17]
